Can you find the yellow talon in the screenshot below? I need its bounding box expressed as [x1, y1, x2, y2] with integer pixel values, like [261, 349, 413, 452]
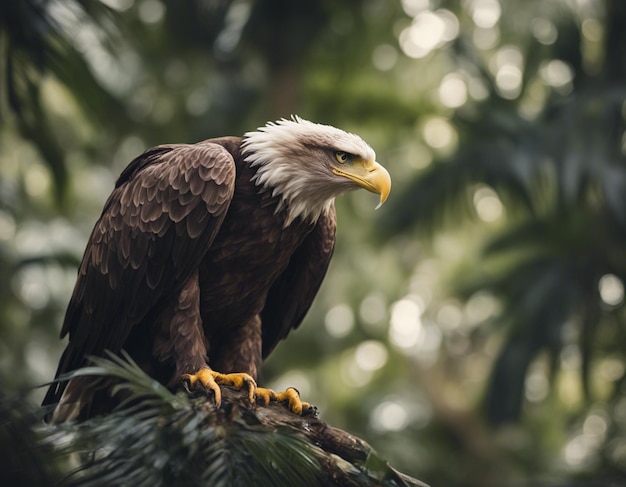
[255, 386, 310, 415]
[255, 387, 276, 406]
[182, 367, 256, 406]
[182, 370, 311, 415]
[182, 368, 222, 406]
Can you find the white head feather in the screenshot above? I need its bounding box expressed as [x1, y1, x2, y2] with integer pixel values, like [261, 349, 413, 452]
[242, 116, 376, 225]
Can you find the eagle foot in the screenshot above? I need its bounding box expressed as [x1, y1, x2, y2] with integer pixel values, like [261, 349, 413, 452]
[255, 386, 313, 415]
[182, 367, 256, 407]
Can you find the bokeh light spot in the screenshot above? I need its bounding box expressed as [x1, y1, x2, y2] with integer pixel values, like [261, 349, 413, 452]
[371, 401, 409, 432]
[359, 292, 388, 328]
[470, 0, 501, 29]
[531, 18, 558, 45]
[389, 297, 423, 350]
[540, 60, 574, 94]
[581, 18, 603, 43]
[401, 0, 429, 17]
[138, 0, 165, 24]
[355, 340, 388, 371]
[436, 303, 462, 330]
[372, 44, 399, 71]
[399, 10, 458, 59]
[473, 185, 504, 222]
[422, 117, 457, 151]
[495, 65, 522, 99]
[325, 304, 355, 338]
[473, 26, 500, 50]
[438, 73, 468, 108]
[525, 369, 549, 403]
[599, 274, 624, 306]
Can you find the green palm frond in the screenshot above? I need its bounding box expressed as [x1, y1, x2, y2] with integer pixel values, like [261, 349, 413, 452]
[386, 1, 626, 425]
[37, 355, 427, 487]
[0, 391, 61, 487]
[384, 109, 545, 236]
[480, 259, 581, 423]
[456, 217, 607, 422]
[0, 0, 126, 202]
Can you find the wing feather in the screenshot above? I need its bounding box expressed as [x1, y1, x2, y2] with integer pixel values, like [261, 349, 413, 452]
[260, 208, 337, 359]
[43, 141, 236, 407]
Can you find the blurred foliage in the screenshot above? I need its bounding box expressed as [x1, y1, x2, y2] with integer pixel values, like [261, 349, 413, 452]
[2, 0, 626, 486]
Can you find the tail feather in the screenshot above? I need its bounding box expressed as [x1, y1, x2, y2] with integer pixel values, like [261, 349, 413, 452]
[47, 381, 85, 424]
[44, 375, 125, 423]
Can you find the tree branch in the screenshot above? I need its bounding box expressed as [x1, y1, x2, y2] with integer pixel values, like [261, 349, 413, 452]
[199, 385, 429, 487]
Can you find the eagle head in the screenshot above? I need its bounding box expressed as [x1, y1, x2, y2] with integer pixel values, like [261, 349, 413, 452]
[241, 116, 391, 224]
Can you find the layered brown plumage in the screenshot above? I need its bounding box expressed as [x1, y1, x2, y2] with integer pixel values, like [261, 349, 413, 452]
[43, 118, 390, 422]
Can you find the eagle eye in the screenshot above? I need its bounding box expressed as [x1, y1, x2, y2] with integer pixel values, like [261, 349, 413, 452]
[334, 151, 351, 164]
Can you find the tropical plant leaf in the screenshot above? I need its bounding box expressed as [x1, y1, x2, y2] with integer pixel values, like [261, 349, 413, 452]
[38, 356, 427, 486]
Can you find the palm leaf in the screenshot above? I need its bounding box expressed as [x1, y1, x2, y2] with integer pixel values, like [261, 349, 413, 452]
[39, 355, 427, 486]
[0, 0, 127, 202]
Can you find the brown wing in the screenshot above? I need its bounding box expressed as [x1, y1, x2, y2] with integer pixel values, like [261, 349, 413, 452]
[260, 207, 336, 359]
[42, 141, 236, 407]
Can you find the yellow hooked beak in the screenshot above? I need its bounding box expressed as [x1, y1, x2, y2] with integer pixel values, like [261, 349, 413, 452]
[332, 160, 391, 209]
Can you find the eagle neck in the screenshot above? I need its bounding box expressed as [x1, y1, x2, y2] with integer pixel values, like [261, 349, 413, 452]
[242, 150, 335, 227]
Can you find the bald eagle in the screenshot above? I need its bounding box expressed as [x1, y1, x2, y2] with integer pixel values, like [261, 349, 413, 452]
[43, 117, 391, 422]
